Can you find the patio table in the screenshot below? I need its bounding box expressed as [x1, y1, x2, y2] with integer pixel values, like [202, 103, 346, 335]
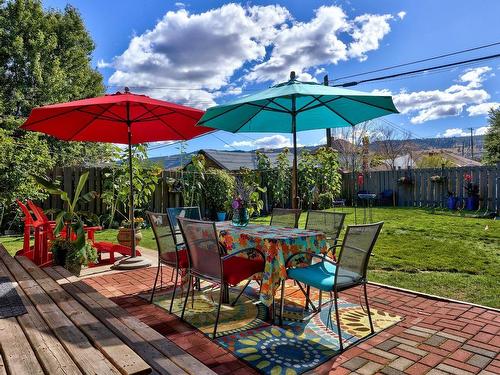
[216, 222, 328, 307]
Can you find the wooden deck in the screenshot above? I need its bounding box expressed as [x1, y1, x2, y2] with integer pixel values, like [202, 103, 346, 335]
[0, 244, 215, 375]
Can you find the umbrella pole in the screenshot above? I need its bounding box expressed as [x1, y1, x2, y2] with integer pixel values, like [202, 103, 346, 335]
[291, 96, 299, 209]
[112, 102, 151, 270]
[127, 132, 137, 258]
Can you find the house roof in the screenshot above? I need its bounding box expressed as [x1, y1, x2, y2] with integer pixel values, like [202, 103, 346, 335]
[200, 149, 297, 171]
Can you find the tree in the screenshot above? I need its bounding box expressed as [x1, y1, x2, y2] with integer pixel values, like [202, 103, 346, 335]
[484, 108, 500, 164]
[0, 0, 114, 231]
[416, 154, 454, 168]
[374, 126, 414, 170]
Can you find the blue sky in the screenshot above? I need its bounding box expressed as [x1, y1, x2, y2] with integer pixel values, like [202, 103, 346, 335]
[43, 0, 500, 157]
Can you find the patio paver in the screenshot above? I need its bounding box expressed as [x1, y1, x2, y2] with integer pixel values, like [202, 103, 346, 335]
[85, 266, 500, 374]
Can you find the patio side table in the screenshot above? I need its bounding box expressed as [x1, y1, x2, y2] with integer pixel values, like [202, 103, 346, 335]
[357, 193, 377, 224]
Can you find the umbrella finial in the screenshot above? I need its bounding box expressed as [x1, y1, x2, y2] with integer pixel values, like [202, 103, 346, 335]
[124, 86, 130, 93]
[290, 71, 296, 81]
[323, 75, 329, 85]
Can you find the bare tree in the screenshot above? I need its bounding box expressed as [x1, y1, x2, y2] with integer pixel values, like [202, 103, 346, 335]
[331, 122, 372, 171]
[373, 126, 414, 170]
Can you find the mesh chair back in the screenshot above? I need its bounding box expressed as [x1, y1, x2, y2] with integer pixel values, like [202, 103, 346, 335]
[166, 207, 201, 245]
[336, 222, 383, 286]
[177, 218, 223, 281]
[147, 211, 178, 267]
[270, 208, 301, 228]
[305, 211, 346, 241]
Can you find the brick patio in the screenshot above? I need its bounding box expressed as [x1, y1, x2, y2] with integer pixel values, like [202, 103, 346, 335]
[85, 266, 500, 375]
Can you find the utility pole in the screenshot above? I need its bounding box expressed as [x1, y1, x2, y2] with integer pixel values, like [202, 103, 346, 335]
[468, 127, 474, 159]
[324, 75, 332, 148]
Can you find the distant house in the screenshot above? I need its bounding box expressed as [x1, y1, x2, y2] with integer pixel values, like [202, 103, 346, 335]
[372, 150, 481, 171]
[195, 149, 296, 171]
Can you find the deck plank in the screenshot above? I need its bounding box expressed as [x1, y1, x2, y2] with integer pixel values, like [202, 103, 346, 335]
[49, 266, 217, 375]
[15, 256, 151, 375]
[0, 246, 122, 375]
[43, 266, 186, 375]
[0, 261, 82, 375]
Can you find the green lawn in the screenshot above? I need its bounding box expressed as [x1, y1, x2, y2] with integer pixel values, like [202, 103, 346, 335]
[1, 207, 499, 307]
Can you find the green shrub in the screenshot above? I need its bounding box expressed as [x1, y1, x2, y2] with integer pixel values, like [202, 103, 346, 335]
[318, 192, 334, 210]
[204, 169, 235, 214]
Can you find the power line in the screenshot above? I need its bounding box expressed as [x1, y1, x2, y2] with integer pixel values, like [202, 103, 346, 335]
[333, 41, 500, 81]
[333, 53, 500, 87]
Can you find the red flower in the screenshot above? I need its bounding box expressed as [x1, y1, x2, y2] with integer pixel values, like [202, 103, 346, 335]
[464, 173, 472, 182]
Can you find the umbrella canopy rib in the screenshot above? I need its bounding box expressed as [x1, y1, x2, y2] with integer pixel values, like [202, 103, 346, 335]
[69, 104, 116, 140]
[296, 96, 342, 113]
[233, 101, 272, 133]
[197, 102, 247, 125]
[344, 96, 396, 113]
[246, 102, 289, 113]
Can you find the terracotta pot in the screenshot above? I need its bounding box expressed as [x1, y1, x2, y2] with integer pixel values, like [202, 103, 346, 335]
[117, 227, 143, 247]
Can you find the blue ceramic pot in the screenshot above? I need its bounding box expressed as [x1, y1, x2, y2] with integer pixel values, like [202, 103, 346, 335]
[465, 196, 479, 211]
[447, 196, 457, 210]
[216, 212, 226, 221]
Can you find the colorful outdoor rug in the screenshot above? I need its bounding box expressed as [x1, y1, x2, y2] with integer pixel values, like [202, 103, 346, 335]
[143, 282, 402, 375]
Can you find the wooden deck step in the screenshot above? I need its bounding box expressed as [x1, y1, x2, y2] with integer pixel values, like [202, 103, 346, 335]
[15, 255, 151, 375]
[0, 261, 82, 375]
[48, 266, 217, 375]
[0, 247, 122, 375]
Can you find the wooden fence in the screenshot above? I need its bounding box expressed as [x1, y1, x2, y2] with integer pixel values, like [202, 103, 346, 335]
[39, 165, 500, 218]
[342, 164, 500, 211]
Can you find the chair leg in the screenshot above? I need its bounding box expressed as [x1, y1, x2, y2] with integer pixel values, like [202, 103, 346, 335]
[305, 284, 310, 310]
[181, 275, 192, 320]
[169, 266, 179, 313]
[334, 289, 343, 352]
[150, 262, 161, 303]
[279, 279, 285, 326]
[191, 277, 195, 308]
[363, 283, 375, 334]
[213, 284, 223, 339]
[231, 279, 251, 306]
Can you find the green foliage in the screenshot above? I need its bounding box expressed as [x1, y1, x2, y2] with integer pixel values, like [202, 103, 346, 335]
[204, 168, 235, 213]
[257, 149, 290, 208]
[0, 0, 114, 231]
[101, 145, 161, 226]
[65, 241, 98, 275]
[34, 171, 97, 249]
[416, 154, 454, 168]
[182, 154, 206, 206]
[298, 147, 341, 208]
[0, 128, 53, 230]
[318, 192, 334, 210]
[484, 108, 500, 164]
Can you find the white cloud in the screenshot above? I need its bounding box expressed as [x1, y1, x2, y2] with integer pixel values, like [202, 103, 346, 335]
[348, 14, 393, 61]
[440, 128, 468, 137]
[438, 126, 490, 138]
[475, 126, 491, 135]
[107, 4, 290, 108]
[467, 102, 500, 116]
[174, 2, 185, 8]
[247, 6, 396, 82]
[397, 11, 406, 20]
[224, 134, 302, 149]
[97, 59, 112, 69]
[105, 4, 399, 107]
[390, 66, 493, 124]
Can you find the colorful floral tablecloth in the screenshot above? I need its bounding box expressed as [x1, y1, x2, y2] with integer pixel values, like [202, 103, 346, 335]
[216, 222, 328, 307]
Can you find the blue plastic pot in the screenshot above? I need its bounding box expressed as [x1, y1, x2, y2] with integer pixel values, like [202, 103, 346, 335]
[216, 212, 226, 221]
[447, 196, 457, 210]
[465, 196, 479, 211]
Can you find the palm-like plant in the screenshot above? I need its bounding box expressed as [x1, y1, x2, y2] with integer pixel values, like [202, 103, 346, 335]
[35, 171, 97, 251]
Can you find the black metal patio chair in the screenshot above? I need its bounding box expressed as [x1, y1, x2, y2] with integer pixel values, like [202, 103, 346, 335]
[280, 221, 384, 351]
[177, 217, 265, 339]
[270, 208, 302, 228]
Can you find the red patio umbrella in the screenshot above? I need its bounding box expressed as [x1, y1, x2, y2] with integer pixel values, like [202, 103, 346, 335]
[22, 88, 212, 269]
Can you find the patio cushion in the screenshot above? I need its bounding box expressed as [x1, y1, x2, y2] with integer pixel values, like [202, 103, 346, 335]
[223, 256, 265, 286]
[287, 261, 362, 291]
[160, 248, 189, 269]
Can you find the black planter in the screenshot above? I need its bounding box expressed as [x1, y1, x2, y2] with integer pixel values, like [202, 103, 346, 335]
[53, 247, 68, 266]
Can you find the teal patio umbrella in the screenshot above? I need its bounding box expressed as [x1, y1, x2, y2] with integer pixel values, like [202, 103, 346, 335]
[197, 72, 399, 208]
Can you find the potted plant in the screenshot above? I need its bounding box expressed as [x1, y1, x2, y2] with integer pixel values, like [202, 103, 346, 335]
[65, 241, 98, 276]
[231, 179, 264, 227]
[204, 168, 235, 221]
[447, 191, 457, 210]
[117, 217, 144, 247]
[430, 175, 446, 184]
[35, 171, 98, 274]
[397, 176, 413, 186]
[464, 173, 479, 210]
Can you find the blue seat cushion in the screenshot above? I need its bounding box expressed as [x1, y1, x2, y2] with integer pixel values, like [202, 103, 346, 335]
[287, 261, 362, 291]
